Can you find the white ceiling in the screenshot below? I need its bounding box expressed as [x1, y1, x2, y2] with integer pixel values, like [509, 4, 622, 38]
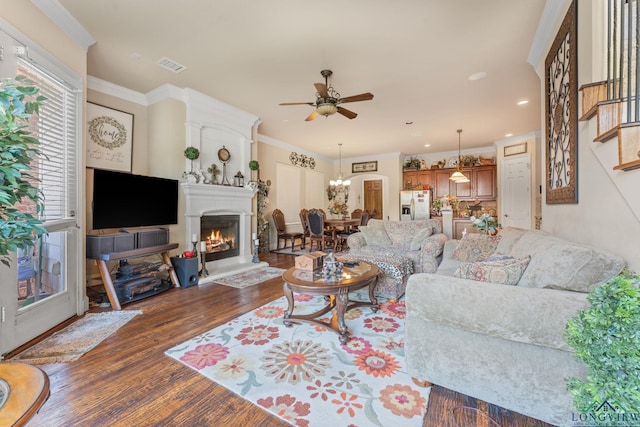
[59, 0, 546, 159]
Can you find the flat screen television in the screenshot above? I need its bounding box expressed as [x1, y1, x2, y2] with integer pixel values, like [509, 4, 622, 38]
[92, 169, 179, 230]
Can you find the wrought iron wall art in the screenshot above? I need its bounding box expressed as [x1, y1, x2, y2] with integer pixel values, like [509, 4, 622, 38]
[545, 1, 578, 204]
[289, 152, 316, 169]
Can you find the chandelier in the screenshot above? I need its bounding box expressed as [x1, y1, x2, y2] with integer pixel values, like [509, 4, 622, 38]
[327, 143, 351, 201]
[449, 129, 470, 183]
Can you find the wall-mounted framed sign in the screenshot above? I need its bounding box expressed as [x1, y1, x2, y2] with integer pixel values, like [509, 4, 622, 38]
[86, 102, 134, 172]
[504, 142, 527, 157]
[352, 161, 378, 173]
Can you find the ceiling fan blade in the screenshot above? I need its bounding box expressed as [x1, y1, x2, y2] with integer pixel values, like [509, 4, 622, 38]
[339, 92, 374, 103]
[337, 106, 358, 119]
[279, 102, 315, 106]
[305, 110, 319, 121]
[314, 83, 329, 98]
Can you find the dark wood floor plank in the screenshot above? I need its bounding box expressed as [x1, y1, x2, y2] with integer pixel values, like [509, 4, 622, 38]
[12, 252, 550, 427]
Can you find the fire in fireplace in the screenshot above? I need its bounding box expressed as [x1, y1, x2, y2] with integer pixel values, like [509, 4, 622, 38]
[200, 215, 240, 262]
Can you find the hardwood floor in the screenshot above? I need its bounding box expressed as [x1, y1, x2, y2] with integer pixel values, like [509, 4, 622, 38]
[7, 252, 552, 427]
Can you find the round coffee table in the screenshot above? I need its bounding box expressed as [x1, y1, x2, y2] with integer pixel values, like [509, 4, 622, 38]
[282, 261, 379, 344]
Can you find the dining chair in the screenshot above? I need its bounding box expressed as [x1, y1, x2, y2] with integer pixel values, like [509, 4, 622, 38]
[298, 208, 310, 249]
[361, 210, 370, 225]
[306, 208, 335, 251]
[272, 209, 303, 251]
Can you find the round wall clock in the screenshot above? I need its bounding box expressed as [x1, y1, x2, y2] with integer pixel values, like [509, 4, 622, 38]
[218, 146, 231, 163]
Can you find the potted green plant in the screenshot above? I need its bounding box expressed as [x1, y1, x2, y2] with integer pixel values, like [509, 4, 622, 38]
[0, 76, 48, 267]
[249, 160, 260, 181]
[403, 156, 421, 171]
[564, 269, 640, 425]
[182, 146, 200, 183]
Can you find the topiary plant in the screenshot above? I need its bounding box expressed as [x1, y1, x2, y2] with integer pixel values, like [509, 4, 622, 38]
[249, 160, 259, 171]
[0, 76, 48, 267]
[564, 269, 640, 425]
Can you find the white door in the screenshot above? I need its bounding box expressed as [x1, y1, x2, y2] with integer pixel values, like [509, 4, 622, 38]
[0, 28, 83, 356]
[501, 154, 531, 229]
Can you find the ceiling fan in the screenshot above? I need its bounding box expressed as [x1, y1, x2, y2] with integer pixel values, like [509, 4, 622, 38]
[279, 70, 374, 121]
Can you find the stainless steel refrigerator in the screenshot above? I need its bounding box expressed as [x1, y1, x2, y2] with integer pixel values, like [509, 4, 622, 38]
[400, 190, 431, 220]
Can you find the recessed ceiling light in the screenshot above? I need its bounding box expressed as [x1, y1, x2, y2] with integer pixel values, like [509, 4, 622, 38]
[468, 72, 487, 81]
[505, 133, 513, 137]
[517, 100, 529, 105]
[424, 144, 431, 148]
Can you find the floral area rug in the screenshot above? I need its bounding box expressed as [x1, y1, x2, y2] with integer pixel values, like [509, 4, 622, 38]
[209, 267, 286, 288]
[12, 310, 141, 364]
[165, 295, 428, 426]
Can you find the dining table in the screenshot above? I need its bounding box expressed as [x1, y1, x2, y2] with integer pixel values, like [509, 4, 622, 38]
[324, 218, 361, 251]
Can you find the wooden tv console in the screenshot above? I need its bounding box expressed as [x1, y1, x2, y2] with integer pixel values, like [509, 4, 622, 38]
[89, 243, 180, 310]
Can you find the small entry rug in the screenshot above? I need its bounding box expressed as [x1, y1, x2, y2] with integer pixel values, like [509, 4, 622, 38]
[271, 247, 310, 256]
[166, 295, 428, 426]
[12, 310, 141, 364]
[210, 267, 285, 288]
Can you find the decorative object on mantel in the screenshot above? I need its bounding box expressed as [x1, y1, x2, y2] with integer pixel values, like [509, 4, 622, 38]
[182, 146, 201, 183]
[218, 145, 231, 185]
[545, 0, 578, 204]
[289, 152, 316, 169]
[449, 129, 470, 183]
[327, 143, 351, 202]
[233, 171, 244, 187]
[207, 163, 220, 184]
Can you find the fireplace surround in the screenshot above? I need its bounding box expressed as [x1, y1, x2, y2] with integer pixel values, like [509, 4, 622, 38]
[182, 183, 266, 282]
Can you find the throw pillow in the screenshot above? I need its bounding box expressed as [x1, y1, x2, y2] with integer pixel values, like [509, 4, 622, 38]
[358, 225, 393, 246]
[454, 256, 531, 286]
[410, 227, 434, 250]
[451, 234, 501, 262]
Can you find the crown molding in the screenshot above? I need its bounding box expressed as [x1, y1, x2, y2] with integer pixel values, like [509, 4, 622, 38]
[528, 0, 567, 71]
[87, 76, 148, 105]
[31, 0, 95, 51]
[258, 134, 332, 163]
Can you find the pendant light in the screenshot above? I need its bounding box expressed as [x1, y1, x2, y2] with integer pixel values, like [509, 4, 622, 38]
[450, 129, 470, 183]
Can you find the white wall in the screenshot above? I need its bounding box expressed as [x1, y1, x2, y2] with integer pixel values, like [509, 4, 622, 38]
[533, 1, 640, 272]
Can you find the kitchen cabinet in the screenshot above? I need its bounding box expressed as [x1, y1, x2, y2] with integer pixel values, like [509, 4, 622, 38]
[404, 165, 496, 201]
[402, 170, 432, 190]
[433, 170, 454, 199]
[474, 166, 497, 199]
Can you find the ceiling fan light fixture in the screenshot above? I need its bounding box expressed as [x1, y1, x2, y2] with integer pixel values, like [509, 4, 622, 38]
[316, 102, 338, 116]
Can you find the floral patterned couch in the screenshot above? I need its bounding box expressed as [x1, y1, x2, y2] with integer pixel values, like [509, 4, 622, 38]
[344, 219, 447, 299]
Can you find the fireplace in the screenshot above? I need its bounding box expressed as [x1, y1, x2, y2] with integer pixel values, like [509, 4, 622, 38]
[182, 183, 266, 282]
[200, 215, 239, 262]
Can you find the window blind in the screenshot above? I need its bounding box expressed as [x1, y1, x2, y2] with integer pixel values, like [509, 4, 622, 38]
[17, 58, 79, 222]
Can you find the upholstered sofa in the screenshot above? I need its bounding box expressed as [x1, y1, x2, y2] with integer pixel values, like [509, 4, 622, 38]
[404, 227, 625, 426]
[344, 219, 447, 299]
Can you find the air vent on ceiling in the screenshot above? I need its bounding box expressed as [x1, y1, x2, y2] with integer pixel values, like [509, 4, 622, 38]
[156, 57, 186, 73]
